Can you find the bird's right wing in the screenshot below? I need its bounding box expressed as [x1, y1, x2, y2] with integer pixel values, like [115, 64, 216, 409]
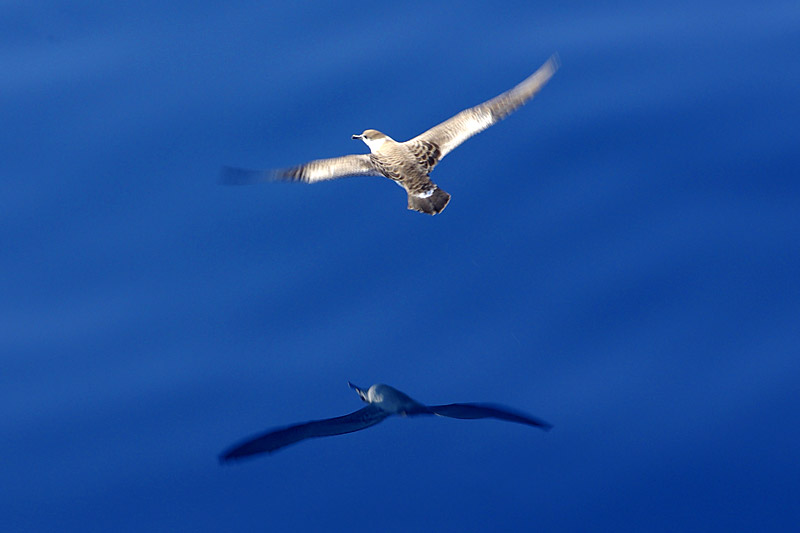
[408, 54, 559, 164]
[428, 403, 552, 430]
[219, 405, 389, 461]
[220, 154, 383, 185]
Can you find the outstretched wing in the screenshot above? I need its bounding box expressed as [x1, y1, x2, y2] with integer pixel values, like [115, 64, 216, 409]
[428, 403, 552, 430]
[408, 54, 559, 165]
[220, 405, 389, 461]
[220, 154, 382, 185]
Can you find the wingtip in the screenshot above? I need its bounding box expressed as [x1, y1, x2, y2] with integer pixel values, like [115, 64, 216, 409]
[548, 52, 561, 72]
[218, 449, 259, 464]
[219, 165, 274, 185]
[219, 165, 249, 185]
[218, 452, 233, 464]
[218, 442, 258, 464]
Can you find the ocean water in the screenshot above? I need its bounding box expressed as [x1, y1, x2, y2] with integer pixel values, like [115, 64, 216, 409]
[2, 1, 799, 531]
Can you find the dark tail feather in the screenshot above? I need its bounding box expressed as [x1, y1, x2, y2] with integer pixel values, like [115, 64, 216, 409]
[407, 187, 451, 215]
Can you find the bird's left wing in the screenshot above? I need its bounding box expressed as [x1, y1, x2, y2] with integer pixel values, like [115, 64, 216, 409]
[220, 154, 383, 185]
[428, 403, 552, 430]
[220, 405, 389, 461]
[408, 54, 559, 165]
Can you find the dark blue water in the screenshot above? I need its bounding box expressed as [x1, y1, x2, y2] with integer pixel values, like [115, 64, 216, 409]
[3, 1, 799, 531]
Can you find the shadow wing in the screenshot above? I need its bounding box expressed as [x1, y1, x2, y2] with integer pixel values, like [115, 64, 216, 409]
[428, 403, 552, 430]
[220, 405, 389, 461]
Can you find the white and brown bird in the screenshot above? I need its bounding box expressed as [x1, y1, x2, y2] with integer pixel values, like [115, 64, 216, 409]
[219, 382, 551, 461]
[221, 55, 559, 215]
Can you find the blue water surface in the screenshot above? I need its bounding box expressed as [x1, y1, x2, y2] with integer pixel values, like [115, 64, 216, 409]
[2, 1, 799, 531]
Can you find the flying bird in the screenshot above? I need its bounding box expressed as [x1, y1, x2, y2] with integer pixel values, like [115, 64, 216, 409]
[221, 54, 559, 215]
[219, 382, 551, 462]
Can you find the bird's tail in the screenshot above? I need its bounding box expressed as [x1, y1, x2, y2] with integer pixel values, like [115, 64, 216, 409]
[407, 187, 451, 215]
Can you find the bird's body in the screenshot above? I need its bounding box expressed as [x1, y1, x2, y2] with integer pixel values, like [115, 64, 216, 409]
[222, 55, 559, 215]
[351, 382, 428, 415]
[219, 383, 551, 462]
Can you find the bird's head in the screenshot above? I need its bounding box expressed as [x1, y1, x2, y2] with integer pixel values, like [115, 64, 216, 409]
[348, 382, 370, 403]
[351, 129, 390, 153]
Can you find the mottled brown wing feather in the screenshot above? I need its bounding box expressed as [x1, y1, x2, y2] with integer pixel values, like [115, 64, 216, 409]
[407, 140, 442, 174]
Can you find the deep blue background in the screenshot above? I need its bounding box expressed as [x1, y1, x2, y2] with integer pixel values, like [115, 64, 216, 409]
[3, 1, 799, 531]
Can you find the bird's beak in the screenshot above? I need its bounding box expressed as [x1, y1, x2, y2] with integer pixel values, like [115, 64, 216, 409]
[348, 382, 369, 402]
[351, 134, 363, 140]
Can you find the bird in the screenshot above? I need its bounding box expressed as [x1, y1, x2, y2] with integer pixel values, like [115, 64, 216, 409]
[221, 54, 559, 215]
[219, 382, 551, 462]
